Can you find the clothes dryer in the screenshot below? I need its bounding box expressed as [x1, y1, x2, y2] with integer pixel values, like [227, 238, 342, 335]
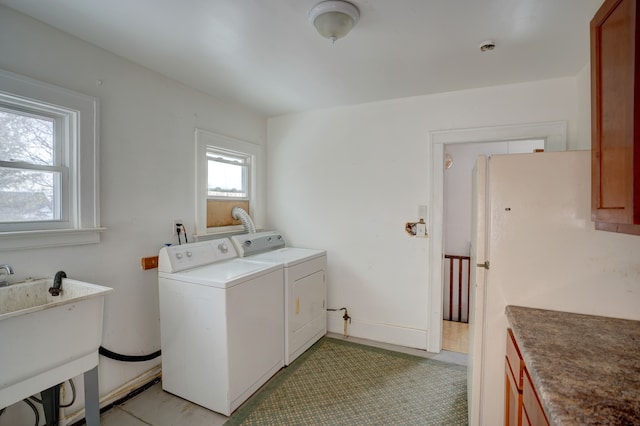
[231, 231, 327, 365]
[158, 238, 284, 415]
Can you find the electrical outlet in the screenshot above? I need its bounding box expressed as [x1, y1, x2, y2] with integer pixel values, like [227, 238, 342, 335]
[173, 219, 183, 235]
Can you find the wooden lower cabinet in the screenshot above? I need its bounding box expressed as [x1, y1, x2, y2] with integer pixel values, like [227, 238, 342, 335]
[505, 329, 524, 426]
[505, 329, 549, 426]
[523, 368, 550, 426]
[505, 359, 523, 426]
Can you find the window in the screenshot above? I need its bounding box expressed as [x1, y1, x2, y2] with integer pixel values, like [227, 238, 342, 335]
[0, 69, 101, 250]
[1, 101, 66, 227]
[206, 148, 250, 199]
[195, 128, 263, 235]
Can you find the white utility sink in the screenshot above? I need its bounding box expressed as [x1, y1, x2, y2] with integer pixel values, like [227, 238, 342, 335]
[0, 278, 113, 410]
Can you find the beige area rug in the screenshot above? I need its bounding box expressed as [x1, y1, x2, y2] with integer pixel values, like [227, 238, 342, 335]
[225, 337, 468, 425]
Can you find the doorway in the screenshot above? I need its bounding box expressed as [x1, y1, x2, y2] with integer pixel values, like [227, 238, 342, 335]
[441, 140, 544, 353]
[427, 121, 567, 354]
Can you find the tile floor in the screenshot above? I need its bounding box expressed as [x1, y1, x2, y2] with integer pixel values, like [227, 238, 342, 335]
[99, 333, 468, 426]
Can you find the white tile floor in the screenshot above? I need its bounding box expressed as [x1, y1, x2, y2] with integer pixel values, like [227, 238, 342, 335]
[99, 333, 467, 426]
[100, 383, 228, 426]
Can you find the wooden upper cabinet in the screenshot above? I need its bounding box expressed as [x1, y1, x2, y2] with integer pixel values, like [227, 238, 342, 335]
[591, 0, 640, 235]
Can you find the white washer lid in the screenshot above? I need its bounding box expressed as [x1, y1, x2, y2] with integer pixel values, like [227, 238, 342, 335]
[158, 258, 282, 288]
[249, 247, 326, 267]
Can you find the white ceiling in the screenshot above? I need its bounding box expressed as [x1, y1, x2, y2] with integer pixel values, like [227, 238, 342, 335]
[1, 0, 604, 117]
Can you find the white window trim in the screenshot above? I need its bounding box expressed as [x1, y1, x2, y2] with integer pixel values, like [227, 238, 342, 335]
[194, 128, 263, 236]
[0, 69, 104, 250]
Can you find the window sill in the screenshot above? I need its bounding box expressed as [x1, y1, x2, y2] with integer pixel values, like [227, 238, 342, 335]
[0, 227, 107, 251]
[193, 227, 264, 242]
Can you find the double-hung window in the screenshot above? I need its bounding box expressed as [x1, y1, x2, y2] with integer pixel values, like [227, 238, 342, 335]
[195, 128, 263, 235]
[1, 101, 68, 228]
[0, 69, 101, 250]
[206, 148, 250, 199]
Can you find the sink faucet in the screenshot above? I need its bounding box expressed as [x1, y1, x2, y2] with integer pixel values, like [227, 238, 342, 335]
[0, 264, 14, 287]
[49, 270, 66, 296]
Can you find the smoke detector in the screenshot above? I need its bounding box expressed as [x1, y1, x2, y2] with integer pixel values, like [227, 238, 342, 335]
[479, 40, 496, 52]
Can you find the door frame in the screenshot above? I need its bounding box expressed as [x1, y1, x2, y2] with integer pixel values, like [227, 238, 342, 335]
[426, 121, 567, 352]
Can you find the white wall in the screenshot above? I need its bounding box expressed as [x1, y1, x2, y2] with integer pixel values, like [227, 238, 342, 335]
[576, 62, 593, 149]
[0, 6, 266, 423]
[267, 76, 580, 349]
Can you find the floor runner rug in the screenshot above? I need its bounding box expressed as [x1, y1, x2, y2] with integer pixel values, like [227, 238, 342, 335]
[225, 337, 468, 425]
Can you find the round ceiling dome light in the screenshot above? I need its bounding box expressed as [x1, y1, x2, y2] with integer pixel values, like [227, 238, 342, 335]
[309, 1, 360, 43]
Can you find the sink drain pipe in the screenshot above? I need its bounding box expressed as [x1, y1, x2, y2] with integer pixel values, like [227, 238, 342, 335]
[32, 348, 158, 426]
[41, 384, 60, 426]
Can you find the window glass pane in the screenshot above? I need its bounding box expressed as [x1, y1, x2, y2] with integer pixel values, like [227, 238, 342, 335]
[207, 152, 246, 164]
[0, 167, 59, 221]
[0, 109, 54, 165]
[207, 159, 247, 198]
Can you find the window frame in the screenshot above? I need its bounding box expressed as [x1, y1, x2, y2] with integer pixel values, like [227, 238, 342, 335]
[0, 69, 103, 250]
[195, 128, 263, 235]
[205, 146, 251, 199]
[0, 98, 71, 229]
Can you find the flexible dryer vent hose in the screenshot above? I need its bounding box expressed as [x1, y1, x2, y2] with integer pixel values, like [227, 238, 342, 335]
[231, 206, 256, 233]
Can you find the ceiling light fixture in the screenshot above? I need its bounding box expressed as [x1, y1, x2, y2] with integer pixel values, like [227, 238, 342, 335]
[308, 1, 360, 43]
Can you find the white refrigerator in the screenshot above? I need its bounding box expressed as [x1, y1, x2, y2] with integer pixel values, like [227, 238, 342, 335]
[466, 150, 640, 426]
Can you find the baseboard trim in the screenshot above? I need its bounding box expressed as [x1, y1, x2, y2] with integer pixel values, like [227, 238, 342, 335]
[327, 314, 427, 350]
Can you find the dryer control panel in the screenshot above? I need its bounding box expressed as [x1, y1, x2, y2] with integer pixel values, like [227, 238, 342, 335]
[231, 231, 286, 257]
[158, 238, 237, 273]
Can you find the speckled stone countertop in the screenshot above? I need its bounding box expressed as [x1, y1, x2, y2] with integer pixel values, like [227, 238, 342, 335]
[505, 306, 640, 426]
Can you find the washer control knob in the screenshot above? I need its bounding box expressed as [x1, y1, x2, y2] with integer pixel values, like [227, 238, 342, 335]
[186, 251, 193, 257]
[244, 240, 252, 247]
[175, 253, 183, 260]
[218, 243, 228, 253]
[267, 237, 272, 242]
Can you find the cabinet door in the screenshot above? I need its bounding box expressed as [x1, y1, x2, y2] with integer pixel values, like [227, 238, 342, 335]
[505, 359, 523, 426]
[591, 0, 640, 234]
[506, 329, 524, 389]
[505, 329, 524, 425]
[523, 368, 549, 426]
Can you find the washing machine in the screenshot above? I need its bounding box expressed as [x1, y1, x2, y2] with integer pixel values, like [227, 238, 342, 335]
[157, 238, 284, 416]
[231, 231, 327, 365]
